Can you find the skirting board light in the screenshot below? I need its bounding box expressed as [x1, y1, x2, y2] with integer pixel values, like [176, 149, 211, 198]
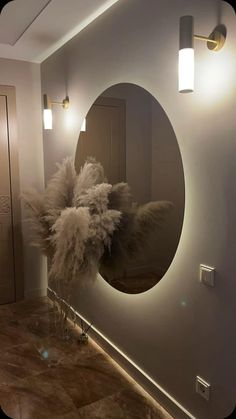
[43, 94, 69, 130]
[179, 16, 226, 93]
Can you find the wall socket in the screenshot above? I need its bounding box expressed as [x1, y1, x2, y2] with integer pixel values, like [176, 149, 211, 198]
[196, 376, 211, 401]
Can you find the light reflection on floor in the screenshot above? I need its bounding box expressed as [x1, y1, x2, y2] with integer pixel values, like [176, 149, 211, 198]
[0, 297, 172, 418]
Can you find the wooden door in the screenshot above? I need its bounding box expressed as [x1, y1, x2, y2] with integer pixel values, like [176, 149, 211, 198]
[75, 97, 126, 184]
[0, 86, 23, 304]
[0, 94, 15, 304]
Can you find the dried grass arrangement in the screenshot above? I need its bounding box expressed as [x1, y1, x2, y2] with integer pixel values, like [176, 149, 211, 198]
[23, 157, 172, 338]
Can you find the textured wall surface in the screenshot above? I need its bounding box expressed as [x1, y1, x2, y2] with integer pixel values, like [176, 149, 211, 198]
[0, 58, 47, 298]
[41, 1, 236, 417]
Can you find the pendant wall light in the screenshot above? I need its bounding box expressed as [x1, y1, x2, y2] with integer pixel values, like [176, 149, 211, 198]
[179, 16, 226, 93]
[43, 94, 69, 130]
[81, 118, 86, 132]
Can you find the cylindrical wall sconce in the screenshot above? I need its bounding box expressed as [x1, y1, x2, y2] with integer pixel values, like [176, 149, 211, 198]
[81, 118, 86, 132]
[178, 16, 226, 93]
[43, 94, 53, 130]
[43, 94, 69, 130]
[179, 16, 194, 93]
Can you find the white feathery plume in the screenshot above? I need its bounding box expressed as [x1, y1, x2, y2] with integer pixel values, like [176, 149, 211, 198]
[45, 157, 77, 225]
[78, 183, 112, 213]
[21, 188, 52, 255]
[73, 158, 105, 206]
[50, 207, 90, 283]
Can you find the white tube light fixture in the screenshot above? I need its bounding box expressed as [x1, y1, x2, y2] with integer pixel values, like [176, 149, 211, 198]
[179, 16, 194, 93]
[81, 118, 86, 132]
[43, 94, 69, 130]
[43, 108, 52, 130]
[43, 94, 52, 130]
[179, 16, 226, 93]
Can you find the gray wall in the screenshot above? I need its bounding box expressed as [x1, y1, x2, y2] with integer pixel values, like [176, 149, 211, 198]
[0, 58, 47, 299]
[41, 1, 236, 417]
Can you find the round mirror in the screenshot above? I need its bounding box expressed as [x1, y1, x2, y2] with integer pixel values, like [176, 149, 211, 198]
[75, 83, 185, 294]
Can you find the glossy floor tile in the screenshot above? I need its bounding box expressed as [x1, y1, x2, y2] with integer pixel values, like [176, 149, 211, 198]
[0, 297, 172, 418]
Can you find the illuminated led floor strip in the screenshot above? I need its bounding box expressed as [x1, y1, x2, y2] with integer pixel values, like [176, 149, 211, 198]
[48, 287, 195, 419]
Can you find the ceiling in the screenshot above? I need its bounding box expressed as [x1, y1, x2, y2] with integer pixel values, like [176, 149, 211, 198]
[0, 0, 119, 63]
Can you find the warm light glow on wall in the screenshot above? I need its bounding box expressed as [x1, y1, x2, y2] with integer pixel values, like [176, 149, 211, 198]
[43, 109, 53, 130]
[196, 49, 235, 104]
[179, 48, 194, 93]
[65, 109, 76, 130]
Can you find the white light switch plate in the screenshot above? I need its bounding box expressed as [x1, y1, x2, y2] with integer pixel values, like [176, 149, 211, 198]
[196, 376, 211, 401]
[200, 265, 215, 287]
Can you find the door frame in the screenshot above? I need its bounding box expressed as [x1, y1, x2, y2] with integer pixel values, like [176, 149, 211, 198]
[94, 96, 126, 181]
[75, 96, 126, 180]
[0, 85, 24, 302]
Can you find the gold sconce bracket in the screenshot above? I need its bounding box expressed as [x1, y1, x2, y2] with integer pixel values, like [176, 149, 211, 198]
[194, 24, 226, 51]
[49, 95, 70, 108]
[62, 96, 69, 109]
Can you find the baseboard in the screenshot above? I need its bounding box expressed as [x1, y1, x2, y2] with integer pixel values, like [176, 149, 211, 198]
[25, 287, 47, 299]
[47, 287, 195, 419]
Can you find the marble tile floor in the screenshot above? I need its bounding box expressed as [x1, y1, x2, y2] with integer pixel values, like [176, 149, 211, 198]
[0, 297, 173, 419]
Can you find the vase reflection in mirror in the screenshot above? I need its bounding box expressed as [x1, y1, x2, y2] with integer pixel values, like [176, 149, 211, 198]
[75, 83, 185, 294]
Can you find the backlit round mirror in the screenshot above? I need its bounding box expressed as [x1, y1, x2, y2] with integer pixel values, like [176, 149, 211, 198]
[75, 83, 185, 294]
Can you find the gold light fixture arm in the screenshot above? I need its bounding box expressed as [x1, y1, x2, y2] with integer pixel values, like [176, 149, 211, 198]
[194, 35, 217, 45]
[194, 27, 226, 51]
[51, 96, 69, 109]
